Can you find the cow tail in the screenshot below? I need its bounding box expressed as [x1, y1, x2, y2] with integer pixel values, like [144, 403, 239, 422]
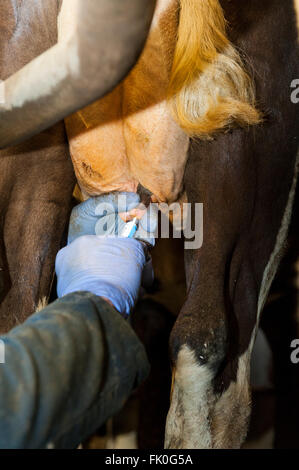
[168, 0, 262, 139]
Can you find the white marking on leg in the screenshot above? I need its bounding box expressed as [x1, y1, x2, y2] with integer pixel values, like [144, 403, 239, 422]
[211, 350, 252, 448]
[165, 346, 253, 449]
[165, 345, 214, 449]
[57, 0, 80, 42]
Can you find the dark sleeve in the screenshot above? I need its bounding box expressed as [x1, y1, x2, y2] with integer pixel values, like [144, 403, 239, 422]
[0, 292, 149, 449]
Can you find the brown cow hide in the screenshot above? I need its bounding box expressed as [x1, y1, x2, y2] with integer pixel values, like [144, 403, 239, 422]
[0, 0, 75, 333]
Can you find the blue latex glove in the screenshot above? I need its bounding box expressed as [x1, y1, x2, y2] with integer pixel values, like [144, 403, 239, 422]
[56, 236, 146, 316]
[68, 192, 157, 246]
[57, 192, 158, 316]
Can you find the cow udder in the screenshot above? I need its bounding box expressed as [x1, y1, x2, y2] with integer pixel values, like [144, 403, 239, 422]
[61, 0, 189, 204]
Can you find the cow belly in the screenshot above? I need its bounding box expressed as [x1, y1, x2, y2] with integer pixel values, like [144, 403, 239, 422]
[62, 0, 189, 203]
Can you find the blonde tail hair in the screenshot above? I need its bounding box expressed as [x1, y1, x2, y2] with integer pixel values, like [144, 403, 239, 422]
[168, 0, 261, 138]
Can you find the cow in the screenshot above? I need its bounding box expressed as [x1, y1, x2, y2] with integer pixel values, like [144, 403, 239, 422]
[0, 0, 298, 449]
[165, 0, 299, 448]
[0, 0, 156, 332]
[58, 0, 260, 204]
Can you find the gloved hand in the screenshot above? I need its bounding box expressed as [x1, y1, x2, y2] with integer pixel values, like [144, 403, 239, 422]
[68, 192, 158, 246]
[57, 192, 158, 316]
[56, 236, 146, 316]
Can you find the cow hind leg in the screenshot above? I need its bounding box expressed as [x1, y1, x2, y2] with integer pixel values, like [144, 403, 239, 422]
[165, 332, 254, 449]
[165, 149, 299, 449]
